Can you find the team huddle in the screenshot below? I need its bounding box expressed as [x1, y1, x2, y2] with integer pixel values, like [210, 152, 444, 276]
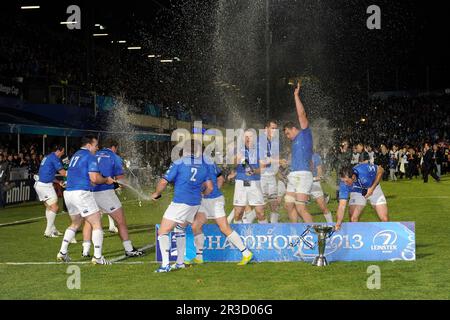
[33, 83, 390, 271]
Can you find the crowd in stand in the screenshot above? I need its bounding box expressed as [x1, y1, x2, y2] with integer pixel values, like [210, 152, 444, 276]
[334, 95, 450, 149]
[0, 144, 44, 175]
[0, 14, 222, 126]
[0, 139, 173, 183]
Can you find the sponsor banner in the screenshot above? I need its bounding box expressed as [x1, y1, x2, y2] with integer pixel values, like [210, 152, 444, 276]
[155, 222, 415, 263]
[3, 179, 37, 206]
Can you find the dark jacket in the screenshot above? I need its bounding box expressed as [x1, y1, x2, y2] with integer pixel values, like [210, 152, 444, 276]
[0, 161, 10, 184]
[423, 150, 435, 168]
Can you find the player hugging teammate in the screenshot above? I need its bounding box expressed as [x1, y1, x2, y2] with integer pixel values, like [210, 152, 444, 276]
[49, 136, 143, 265]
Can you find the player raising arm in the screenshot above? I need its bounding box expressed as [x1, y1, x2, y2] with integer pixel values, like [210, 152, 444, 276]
[152, 139, 213, 273]
[283, 81, 314, 223]
[335, 164, 389, 231]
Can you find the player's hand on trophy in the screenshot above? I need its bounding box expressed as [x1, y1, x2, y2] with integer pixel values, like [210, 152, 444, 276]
[365, 186, 374, 199]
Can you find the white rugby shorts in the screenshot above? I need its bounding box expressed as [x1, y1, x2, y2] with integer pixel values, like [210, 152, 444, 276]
[349, 184, 387, 207]
[93, 189, 122, 214]
[233, 180, 265, 206]
[34, 182, 58, 205]
[198, 196, 226, 219]
[286, 171, 313, 195]
[163, 202, 200, 224]
[64, 190, 100, 217]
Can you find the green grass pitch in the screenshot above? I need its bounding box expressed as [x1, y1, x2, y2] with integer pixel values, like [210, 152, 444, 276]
[0, 176, 449, 300]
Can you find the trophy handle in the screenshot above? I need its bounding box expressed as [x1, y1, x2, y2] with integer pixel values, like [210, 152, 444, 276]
[325, 229, 336, 240]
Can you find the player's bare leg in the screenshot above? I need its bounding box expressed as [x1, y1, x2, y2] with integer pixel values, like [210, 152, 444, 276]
[315, 196, 333, 223]
[233, 206, 246, 223]
[285, 192, 298, 222]
[349, 205, 365, 222]
[373, 204, 389, 222]
[254, 205, 267, 223]
[295, 193, 313, 222]
[57, 214, 83, 262]
[109, 208, 143, 256]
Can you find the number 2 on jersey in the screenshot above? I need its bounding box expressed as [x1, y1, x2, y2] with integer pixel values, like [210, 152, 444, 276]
[190, 168, 198, 181]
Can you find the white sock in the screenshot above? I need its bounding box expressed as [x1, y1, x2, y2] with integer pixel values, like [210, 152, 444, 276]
[324, 212, 333, 223]
[270, 212, 280, 223]
[123, 240, 133, 252]
[245, 210, 257, 223]
[45, 210, 56, 234]
[92, 229, 104, 259]
[233, 219, 243, 224]
[176, 233, 186, 265]
[227, 231, 250, 257]
[82, 241, 91, 255]
[59, 228, 76, 254]
[194, 233, 205, 260]
[258, 219, 268, 224]
[108, 215, 115, 229]
[158, 234, 170, 267]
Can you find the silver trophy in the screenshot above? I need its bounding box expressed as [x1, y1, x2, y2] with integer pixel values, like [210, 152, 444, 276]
[311, 225, 335, 266]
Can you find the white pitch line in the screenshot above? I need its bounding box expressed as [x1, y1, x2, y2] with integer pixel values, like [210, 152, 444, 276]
[0, 215, 62, 227]
[109, 243, 156, 263]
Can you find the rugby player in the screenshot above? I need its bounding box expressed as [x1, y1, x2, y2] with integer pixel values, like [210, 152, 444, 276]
[188, 156, 253, 266]
[311, 151, 333, 223]
[232, 130, 267, 224]
[152, 139, 213, 273]
[34, 145, 66, 237]
[56, 135, 114, 265]
[283, 82, 314, 223]
[335, 163, 389, 230]
[81, 138, 143, 258]
[260, 120, 282, 223]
